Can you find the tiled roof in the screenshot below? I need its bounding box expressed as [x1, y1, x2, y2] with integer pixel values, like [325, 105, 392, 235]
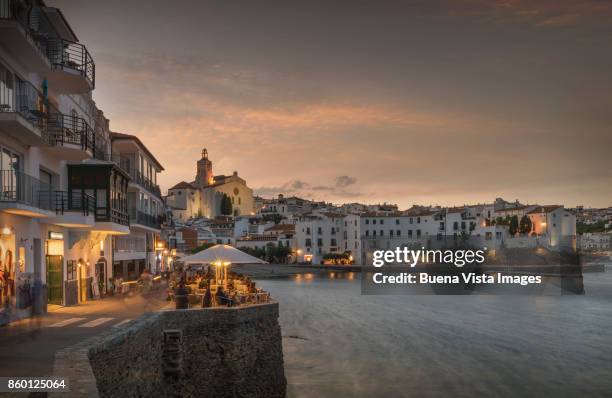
[527, 205, 562, 214]
[110, 132, 164, 171]
[264, 224, 296, 233]
[169, 181, 198, 190]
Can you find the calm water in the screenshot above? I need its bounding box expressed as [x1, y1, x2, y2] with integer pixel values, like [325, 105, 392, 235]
[257, 269, 612, 398]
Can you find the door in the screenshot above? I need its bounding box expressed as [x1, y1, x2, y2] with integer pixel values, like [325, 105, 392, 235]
[96, 261, 106, 296]
[46, 255, 63, 305]
[78, 265, 87, 303]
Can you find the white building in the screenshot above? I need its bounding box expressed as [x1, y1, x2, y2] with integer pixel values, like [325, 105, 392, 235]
[295, 211, 359, 264]
[110, 132, 165, 276]
[527, 205, 576, 248]
[0, 0, 132, 322]
[166, 149, 254, 220]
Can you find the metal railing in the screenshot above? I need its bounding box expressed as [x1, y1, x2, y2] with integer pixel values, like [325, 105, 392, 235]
[0, 0, 48, 54]
[0, 77, 48, 133]
[46, 112, 96, 153]
[125, 168, 162, 198]
[54, 190, 95, 216]
[1, 0, 95, 88]
[46, 38, 95, 88]
[129, 209, 162, 229]
[0, 169, 53, 210]
[94, 206, 129, 226]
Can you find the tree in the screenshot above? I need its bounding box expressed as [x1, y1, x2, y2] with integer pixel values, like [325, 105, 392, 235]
[509, 215, 519, 235]
[190, 242, 215, 254]
[220, 194, 232, 216]
[519, 215, 532, 235]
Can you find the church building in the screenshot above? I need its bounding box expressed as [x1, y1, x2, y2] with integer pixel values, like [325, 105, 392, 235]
[166, 149, 254, 220]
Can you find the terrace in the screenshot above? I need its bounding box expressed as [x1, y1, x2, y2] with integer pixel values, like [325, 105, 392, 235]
[0, 0, 95, 93]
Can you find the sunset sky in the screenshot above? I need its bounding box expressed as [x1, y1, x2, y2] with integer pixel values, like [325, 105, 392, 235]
[50, 0, 612, 208]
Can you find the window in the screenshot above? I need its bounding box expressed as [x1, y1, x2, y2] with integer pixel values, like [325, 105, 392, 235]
[331, 227, 336, 235]
[373, 219, 377, 225]
[305, 238, 312, 247]
[395, 219, 400, 225]
[453, 222, 458, 230]
[317, 238, 323, 247]
[417, 217, 421, 224]
[397, 230, 401, 236]
[408, 230, 413, 237]
[67, 260, 77, 280]
[317, 227, 322, 234]
[409, 218, 413, 224]
[365, 219, 369, 225]
[390, 230, 394, 237]
[380, 219, 384, 225]
[380, 230, 384, 236]
[331, 239, 337, 246]
[417, 230, 421, 237]
[365, 230, 369, 237]
[306, 227, 311, 235]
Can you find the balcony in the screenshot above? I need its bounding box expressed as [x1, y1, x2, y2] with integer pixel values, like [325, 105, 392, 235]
[125, 167, 162, 198]
[41, 190, 96, 228]
[0, 0, 51, 73]
[46, 112, 96, 160]
[0, 170, 54, 218]
[0, 1, 95, 94]
[129, 209, 162, 231]
[0, 78, 49, 145]
[45, 38, 95, 93]
[68, 163, 130, 235]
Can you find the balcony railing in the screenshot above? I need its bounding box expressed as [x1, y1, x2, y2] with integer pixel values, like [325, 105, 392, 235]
[0, 170, 53, 211]
[95, 206, 129, 226]
[1, 1, 95, 89]
[125, 168, 162, 198]
[0, 77, 48, 134]
[129, 209, 162, 229]
[46, 38, 95, 88]
[47, 112, 96, 153]
[0, 0, 48, 54]
[55, 190, 95, 216]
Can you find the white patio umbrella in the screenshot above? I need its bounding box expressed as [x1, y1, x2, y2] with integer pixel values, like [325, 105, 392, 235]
[180, 244, 266, 285]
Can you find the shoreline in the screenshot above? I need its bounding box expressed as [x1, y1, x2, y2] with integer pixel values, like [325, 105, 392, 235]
[231, 262, 608, 279]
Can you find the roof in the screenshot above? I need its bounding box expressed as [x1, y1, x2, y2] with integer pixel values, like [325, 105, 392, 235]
[361, 211, 405, 217]
[169, 181, 198, 190]
[110, 132, 165, 171]
[403, 209, 439, 217]
[264, 224, 296, 233]
[237, 235, 278, 242]
[496, 205, 534, 213]
[527, 205, 563, 214]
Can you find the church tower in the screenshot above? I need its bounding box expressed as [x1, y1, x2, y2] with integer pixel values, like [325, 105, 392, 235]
[195, 148, 214, 187]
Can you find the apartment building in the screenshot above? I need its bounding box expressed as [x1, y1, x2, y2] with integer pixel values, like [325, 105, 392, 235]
[110, 132, 164, 278]
[527, 205, 576, 248]
[0, 1, 163, 323]
[0, 0, 110, 321]
[295, 211, 359, 264]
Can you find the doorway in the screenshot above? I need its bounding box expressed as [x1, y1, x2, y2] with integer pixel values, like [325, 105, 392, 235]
[46, 255, 63, 305]
[78, 265, 87, 303]
[96, 259, 106, 296]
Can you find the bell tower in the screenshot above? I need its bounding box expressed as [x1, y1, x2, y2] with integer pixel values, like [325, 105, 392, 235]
[196, 148, 214, 187]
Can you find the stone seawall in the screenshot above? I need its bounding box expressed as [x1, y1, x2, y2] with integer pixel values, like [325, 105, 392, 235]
[52, 303, 286, 398]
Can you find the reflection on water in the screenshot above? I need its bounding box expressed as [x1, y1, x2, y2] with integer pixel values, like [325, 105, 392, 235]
[257, 269, 612, 398]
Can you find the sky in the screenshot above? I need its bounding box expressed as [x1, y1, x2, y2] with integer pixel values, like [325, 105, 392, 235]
[49, 0, 612, 208]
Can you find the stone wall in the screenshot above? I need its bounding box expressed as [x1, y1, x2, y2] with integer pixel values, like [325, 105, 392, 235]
[53, 303, 286, 398]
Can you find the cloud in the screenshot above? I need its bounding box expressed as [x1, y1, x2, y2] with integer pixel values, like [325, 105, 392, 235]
[254, 176, 362, 201]
[335, 175, 357, 188]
